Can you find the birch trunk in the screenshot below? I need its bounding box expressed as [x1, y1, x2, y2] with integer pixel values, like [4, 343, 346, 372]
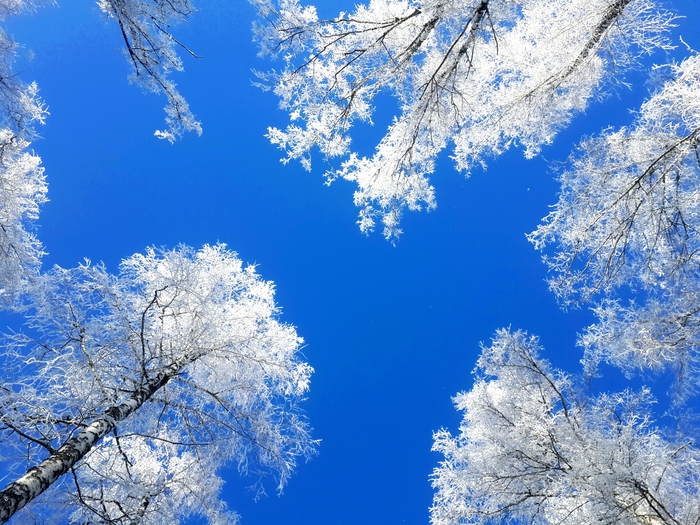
[0, 358, 186, 523]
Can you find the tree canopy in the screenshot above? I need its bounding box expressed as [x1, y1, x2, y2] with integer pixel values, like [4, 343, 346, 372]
[254, 0, 674, 239]
[431, 330, 700, 525]
[0, 0, 699, 524]
[530, 53, 700, 399]
[0, 1, 47, 297]
[0, 244, 316, 524]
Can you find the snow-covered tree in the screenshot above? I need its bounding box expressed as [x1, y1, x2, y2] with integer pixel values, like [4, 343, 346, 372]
[0, 244, 316, 524]
[97, 0, 202, 142]
[0, 2, 48, 296]
[0, 123, 47, 298]
[254, 0, 673, 239]
[0, 0, 201, 293]
[431, 329, 700, 525]
[528, 53, 700, 397]
[0, 0, 46, 136]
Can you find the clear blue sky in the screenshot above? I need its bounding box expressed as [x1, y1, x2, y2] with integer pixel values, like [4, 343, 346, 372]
[4, 1, 700, 524]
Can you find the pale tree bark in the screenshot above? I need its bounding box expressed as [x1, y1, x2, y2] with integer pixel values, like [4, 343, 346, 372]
[0, 356, 187, 523]
[0, 245, 315, 525]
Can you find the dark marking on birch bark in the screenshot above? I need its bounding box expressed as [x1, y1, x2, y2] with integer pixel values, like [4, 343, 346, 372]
[0, 359, 183, 523]
[564, 0, 632, 79]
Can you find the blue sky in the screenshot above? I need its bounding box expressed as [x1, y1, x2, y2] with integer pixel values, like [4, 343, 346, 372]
[4, 1, 700, 524]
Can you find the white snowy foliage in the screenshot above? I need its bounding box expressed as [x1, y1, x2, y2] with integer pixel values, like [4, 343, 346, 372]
[255, 0, 673, 239]
[98, 0, 202, 141]
[0, 2, 49, 297]
[529, 54, 700, 394]
[0, 244, 316, 524]
[431, 329, 700, 525]
[0, 128, 47, 297]
[64, 436, 237, 525]
[0, 0, 47, 135]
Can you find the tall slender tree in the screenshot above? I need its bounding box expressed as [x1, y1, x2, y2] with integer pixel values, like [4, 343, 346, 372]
[0, 244, 316, 524]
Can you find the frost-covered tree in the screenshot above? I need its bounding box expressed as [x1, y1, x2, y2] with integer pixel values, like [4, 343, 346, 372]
[5, 1, 203, 145]
[97, 0, 202, 142]
[0, 1, 48, 296]
[0, 0, 201, 293]
[0, 244, 316, 524]
[528, 53, 700, 397]
[254, 0, 673, 239]
[431, 329, 700, 525]
[0, 0, 46, 135]
[0, 123, 47, 298]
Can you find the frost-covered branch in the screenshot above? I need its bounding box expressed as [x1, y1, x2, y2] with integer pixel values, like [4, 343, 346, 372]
[0, 244, 317, 524]
[431, 329, 700, 525]
[0, 2, 48, 298]
[529, 54, 700, 397]
[0, 126, 47, 298]
[98, 0, 202, 141]
[254, 0, 673, 240]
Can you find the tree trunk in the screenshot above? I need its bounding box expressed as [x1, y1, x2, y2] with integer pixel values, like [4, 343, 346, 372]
[0, 358, 184, 523]
[564, 0, 632, 77]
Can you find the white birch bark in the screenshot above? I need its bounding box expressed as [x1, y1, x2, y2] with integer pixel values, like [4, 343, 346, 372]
[0, 244, 315, 525]
[0, 359, 181, 523]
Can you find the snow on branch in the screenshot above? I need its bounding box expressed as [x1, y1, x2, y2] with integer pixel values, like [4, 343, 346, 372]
[0, 244, 317, 524]
[529, 54, 700, 399]
[0, 4, 48, 298]
[254, 0, 674, 240]
[431, 329, 700, 525]
[99, 0, 202, 141]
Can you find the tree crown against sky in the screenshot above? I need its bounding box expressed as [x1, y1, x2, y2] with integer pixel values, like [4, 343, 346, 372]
[252, 0, 675, 240]
[529, 52, 700, 401]
[0, 244, 316, 524]
[0, 3, 321, 523]
[431, 329, 700, 525]
[0, 0, 47, 298]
